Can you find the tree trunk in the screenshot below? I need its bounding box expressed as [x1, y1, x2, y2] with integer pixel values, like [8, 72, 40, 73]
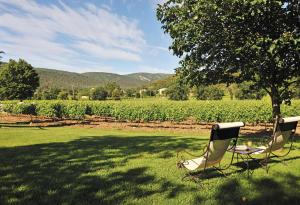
[270, 87, 281, 123]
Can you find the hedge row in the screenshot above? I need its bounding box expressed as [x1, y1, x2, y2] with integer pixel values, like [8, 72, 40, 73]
[1, 100, 300, 123]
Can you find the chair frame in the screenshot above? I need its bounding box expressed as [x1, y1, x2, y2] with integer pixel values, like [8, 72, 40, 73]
[177, 123, 243, 182]
[246, 117, 298, 173]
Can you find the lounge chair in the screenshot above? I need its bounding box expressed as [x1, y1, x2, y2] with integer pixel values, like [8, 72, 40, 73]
[233, 116, 300, 173]
[177, 122, 245, 180]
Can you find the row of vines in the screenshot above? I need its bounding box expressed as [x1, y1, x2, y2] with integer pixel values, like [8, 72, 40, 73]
[1, 99, 300, 123]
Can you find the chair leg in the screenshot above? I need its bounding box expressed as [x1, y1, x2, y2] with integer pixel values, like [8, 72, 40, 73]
[213, 166, 228, 177]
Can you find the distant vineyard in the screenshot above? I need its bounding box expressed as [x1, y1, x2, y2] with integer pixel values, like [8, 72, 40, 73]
[1, 99, 300, 123]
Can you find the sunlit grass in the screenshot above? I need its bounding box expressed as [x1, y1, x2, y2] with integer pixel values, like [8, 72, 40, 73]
[0, 127, 299, 205]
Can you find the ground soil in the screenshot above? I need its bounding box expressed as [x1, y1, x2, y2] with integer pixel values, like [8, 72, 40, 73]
[2, 113, 299, 136]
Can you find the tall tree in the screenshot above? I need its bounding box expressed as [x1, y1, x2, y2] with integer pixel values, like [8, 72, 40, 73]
[0, 59, 40, 100]
[104, 82, 121, 97]
[157, 0, 300, 119]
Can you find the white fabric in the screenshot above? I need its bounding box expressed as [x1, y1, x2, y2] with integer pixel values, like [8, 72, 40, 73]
[233, 145, 250, 151]
[281, 116, 300, 123]
[250, 130, 293, 154]
[182, 157, 206, 171]
[216, 122, 244, 129]
[182, 139, 231, 171]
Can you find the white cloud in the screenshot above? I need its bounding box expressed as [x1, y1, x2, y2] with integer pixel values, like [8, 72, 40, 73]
[0, 0, 146, 72]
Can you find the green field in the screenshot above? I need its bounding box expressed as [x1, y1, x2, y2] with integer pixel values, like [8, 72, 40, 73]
[0, 127, 299, 205]
[2, 99, 300, 123]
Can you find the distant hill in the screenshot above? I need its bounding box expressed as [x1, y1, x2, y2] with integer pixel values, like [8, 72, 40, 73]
[147, 75, 178, 90]
[35, 68, 172, 89]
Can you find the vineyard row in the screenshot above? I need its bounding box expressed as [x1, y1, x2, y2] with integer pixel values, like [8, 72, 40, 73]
[1, 100, 300, 123]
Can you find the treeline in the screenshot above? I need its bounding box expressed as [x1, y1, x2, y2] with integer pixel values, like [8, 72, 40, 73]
[0, 56, 299, 102]
[32, 82, 157, 100]
[148, 77, 300, 101]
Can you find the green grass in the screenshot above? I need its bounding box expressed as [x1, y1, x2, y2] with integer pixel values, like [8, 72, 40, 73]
[0, 127, 299, 205]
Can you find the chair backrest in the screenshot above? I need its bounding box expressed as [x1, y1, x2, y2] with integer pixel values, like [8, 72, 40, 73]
[205, 122, 244, 164]
[268, 116, 300, 152]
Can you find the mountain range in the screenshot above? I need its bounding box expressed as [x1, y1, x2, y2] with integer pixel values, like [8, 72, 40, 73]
[35, 68, 172, 89]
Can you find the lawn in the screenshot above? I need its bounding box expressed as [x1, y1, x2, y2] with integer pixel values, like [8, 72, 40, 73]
[0, 126, 299, 205]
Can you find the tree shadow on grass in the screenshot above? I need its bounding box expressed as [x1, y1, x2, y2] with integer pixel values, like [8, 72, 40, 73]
[0, 135, 204, 205]
[0, 134, 299, 205]
[214, 173, 300, 205]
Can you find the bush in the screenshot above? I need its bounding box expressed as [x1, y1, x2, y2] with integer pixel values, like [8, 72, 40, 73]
[57, 91, 69, 100]
[104, 82, 121, 97]
[90, 102, 113, 117]
[62, 102, 88, 119]
[35, 102, 63, 118]
[195, 86, 224, 100]
[124, 88, 136, 98]
[90, 87, 108, 100]
[166, 83, 188, 101]
[2, 102, 36, 115]
[111, 88, 122, 100]
[37, 88, 61, 100]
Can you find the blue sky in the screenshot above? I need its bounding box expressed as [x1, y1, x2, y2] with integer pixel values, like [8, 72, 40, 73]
[0, 0, 178, 74]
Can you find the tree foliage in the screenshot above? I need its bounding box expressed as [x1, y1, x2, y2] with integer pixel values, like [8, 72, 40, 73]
[112, 88, 123, 100]
[235, 82, 267, 100]
[195, 85, 224, 100]
[0, 59, 39, 100]
[157, 0, 300, 118]
[166, 81, 189, 100]
[57, 90, 69, 100]
[104, 82, 121, 97]
[90, 87, 108, 100]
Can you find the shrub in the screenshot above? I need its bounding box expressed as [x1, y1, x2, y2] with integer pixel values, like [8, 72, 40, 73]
[90, 87, 108, 100]
[2, 102, 36, 115]
[195, 86, 224, 100]
[62, 102, 87, 119]
[111, 88, 122, 100]
[166, 84, 188, 101]
[35, 101, 63, 118]
[57, 91, 69, 100]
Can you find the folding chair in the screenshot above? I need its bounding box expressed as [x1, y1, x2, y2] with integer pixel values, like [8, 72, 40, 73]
[234, 116, 300, 173]
[177, 122, 245, 181]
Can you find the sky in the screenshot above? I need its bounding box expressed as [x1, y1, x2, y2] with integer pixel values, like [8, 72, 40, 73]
[0, 0, 179, 74]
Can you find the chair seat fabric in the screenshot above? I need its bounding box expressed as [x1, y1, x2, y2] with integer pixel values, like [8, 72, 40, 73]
[182, 139, 230, 170]
[234, 129, 293, 154]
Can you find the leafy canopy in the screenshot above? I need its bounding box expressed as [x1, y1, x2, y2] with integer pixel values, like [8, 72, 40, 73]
[157, 0, 300, 116]
[166, 81, 189, 100]
[0, 59, 39, 100]
[195, 85, 224, 100]
[90, 87, 108, 100]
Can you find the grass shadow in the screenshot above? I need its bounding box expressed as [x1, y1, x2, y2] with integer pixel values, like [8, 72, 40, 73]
[214, 173, 300, 205]
[0, 135, 204, 205]
[0, 132, 299, 204]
